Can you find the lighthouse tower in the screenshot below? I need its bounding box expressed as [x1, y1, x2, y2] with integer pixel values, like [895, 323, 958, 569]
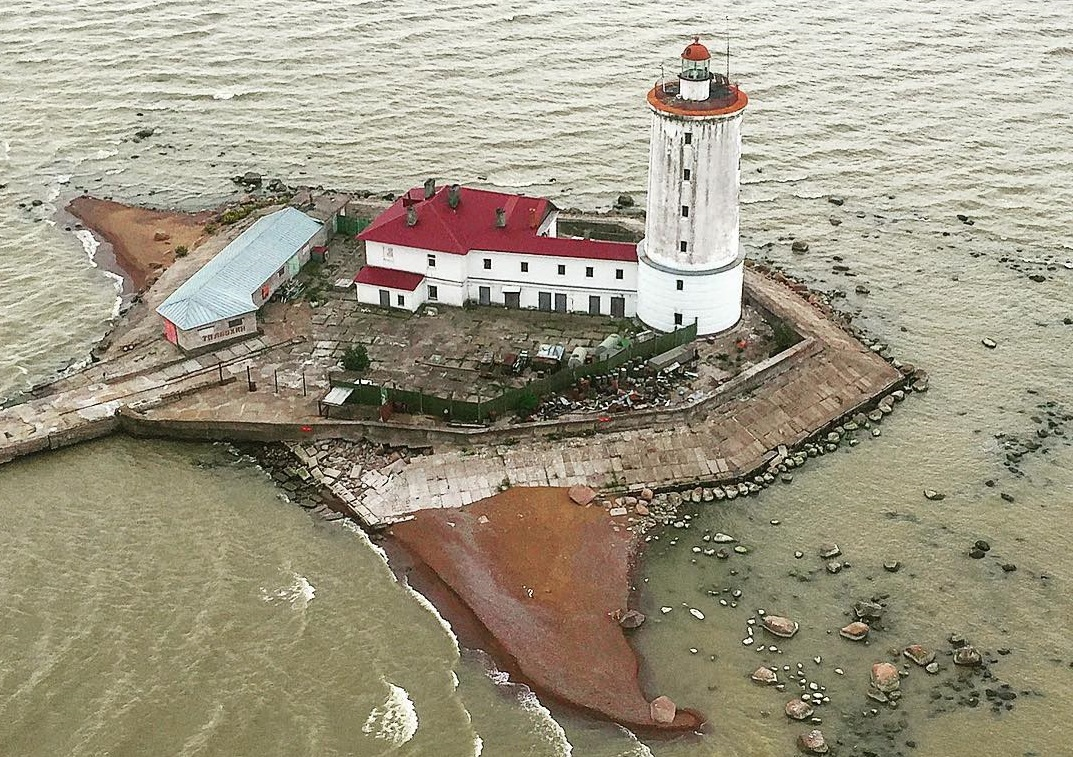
[636, 37, 749, 335]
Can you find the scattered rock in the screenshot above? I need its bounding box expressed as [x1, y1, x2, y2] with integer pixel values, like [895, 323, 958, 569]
[797, 728, 829, 754]
[689, 608, 705, 620]
[925, 662, 940, 674]
[615, 193, 635, 208]
[792, 240, 810, 253]
[871, 662, 901, 693]
[974, 539, 991, 552]
[640, 488, 654, 501]
[785, 698, 815, 720]
[839, 621, 870, 641]
[649, 695, 677, 724]
[133, 127, 155, 140]
[751, 666, 779, 685]
[923, 489, 945, 501]
[617, 609, 646, 629]
[953, 646, 982, 667]
[883, 560, 901, 573]
[828, 196, 845, 206]
[854, 600, 885, 621]
[1001, 562, 1017, 573]
[903, 644, 935, 666]
[826, 560, 843, 574]
[568, 485, 596, 505]
[762, 615, 799, 639]
[819, 543, 841, 559]
[609, 506, 628, 517]
[982, 337, 998, 349]
[634, 503, 649, 516]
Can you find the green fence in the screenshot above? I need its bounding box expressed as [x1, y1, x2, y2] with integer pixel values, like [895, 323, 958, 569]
[330, 321, 698, 423]
[335, 215, 369, 236]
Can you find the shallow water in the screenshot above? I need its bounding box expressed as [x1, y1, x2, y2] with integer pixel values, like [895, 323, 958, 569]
[1, 0, 1071, 754]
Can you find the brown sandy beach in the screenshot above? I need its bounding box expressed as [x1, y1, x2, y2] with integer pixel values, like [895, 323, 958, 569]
[387, 487, 704, 733]
[67, 195, 212, 290]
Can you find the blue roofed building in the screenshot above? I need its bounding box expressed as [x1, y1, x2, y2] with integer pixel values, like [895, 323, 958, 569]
[156, 207, 324, 351]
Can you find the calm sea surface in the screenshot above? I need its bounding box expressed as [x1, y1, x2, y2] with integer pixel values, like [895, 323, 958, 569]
[1, 1, 1072, 755]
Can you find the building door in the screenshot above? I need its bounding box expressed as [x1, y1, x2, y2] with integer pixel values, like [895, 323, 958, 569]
[478, 286, 491, 306]
[538, 291, 552, 311]
[610, 296, 625, 318]
[554, 293, 567, 312]
[286, 255, 301, 277]
[588, 295, 601, 315]
[504, 291, 520, 309]
[379, 289, 390, 307]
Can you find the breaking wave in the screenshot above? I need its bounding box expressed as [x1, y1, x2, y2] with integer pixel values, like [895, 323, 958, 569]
[362, 680, 419, 747]
[259, 571, 316, 609]
[483, 659, 573, 756]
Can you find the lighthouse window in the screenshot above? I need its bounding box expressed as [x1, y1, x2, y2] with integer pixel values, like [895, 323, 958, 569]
[683, 168, 691, 181]
[427, 254, 436, 268]
[520, 261, 529, 273]
[615, 268, 624, 280]
[483, 258, 492, 270]
[557, 264, 566, 275]
[674, 312, 683, 326]
[585, 266, 594, 278]
[680, 241, 688, 253]
[676, 279, 684, 291]
[681, 205, 689, 217]
[684, 132, 693, 145]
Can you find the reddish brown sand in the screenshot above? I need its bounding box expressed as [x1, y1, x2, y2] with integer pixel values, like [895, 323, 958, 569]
[68, 196, 212, 290]
[387, 487, 704, 733]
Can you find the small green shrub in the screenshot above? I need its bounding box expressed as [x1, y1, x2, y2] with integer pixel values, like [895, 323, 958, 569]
[204, 222, 219, 235]
[342, 344, 370, 373]
[174, 245, 189, 257]
[515, 388, 540, 416]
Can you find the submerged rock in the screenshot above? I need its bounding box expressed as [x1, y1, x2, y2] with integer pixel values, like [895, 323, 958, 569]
[785, 697, 815, 720]
[953, 646, 983, 667]
[751, 666, 778, 685]
[904, 644, 935, 666]
[617, 609, 646, 629]
[797, 729, 830, 754]
[839, 621, 870, 641]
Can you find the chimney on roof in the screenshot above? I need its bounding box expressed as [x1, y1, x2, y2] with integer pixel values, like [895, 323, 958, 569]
[423, 177, 436, 200]
[494, 207, 506, 228]
[406, 206, 418, 227]
[448, 183, 461, 209]
[529, 207, 538, 228]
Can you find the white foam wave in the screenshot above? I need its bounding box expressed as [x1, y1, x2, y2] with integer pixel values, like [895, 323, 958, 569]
[73, 228, 123, 315]
[472, 734, 484, 756]
[1, 139, 9, 160]
[259, 571, 316, 609]
[338, 519, 461, 653]
[481, 657, 572, 756]
[615, 725, 655, 757]
[362, 681, 419, 747]
[93, 148, 118, 160]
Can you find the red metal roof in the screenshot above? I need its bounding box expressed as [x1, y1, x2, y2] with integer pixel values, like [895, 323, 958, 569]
[682, 38, 711, 61]
[359, 185, 637, 262]
[354, 265, 425, 291]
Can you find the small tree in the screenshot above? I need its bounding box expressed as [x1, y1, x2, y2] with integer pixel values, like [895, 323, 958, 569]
[342, 344, 370, 372]
[515, 388, 540, 417]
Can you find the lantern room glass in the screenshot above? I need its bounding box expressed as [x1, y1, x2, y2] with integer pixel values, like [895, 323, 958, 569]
[681, 57, 710, 81]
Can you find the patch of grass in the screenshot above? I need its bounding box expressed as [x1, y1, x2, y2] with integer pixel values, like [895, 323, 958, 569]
[341, 344, 370, 373]
[174, 245, 189, 258]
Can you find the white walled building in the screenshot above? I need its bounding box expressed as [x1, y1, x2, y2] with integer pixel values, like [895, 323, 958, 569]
[637, 37, 748, 335]
[357, 183, 638, 318]
[355, 37, 747, 335]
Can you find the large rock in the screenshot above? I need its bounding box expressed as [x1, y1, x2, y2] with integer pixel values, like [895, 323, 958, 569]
[903, 644, 935, 667]
[798, 729, 829, 754]
[568, 485, 597, 506]
[751, 666, 778, 685]
[792, 240, 810, 253]
[616, 193, 635, 208]
[839, 621, 870, 641]
[871, 662, 900, 693]
[785, 698, 814, 720]
[649, 695, 676, 724]
[854, 600, 885, 621]
[762, 615, 799, 639]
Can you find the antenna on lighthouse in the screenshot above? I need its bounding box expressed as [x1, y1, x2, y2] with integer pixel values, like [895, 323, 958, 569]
[725, 16, 731, 81]
[660, 62, 666, 92]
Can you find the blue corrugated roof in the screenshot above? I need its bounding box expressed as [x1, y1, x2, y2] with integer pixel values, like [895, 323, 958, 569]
[156, 208, 322, 331]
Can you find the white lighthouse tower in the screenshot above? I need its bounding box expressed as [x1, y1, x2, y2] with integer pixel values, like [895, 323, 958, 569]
[636, 37, 749, 335]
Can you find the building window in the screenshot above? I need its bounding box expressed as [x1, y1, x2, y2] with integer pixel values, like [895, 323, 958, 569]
[585, 266, 593, 278]
[683, 168, 691, 180]
[681, 205, 689, 218]
[277, 267, 285, 278]
[520, 261, 529, 273]
[483, 258, 492, 270]
[676, 279, 684, 291]
[427, 254, 436, 268]
[684, 132, 692, 145]
[615, 268, 623, 280]
[397, 294, 405, 307]
[427, 284, 438, 301]
[227, 318, 244, 329]
[680, 241, 688, 253]
[674, 312, 683, 326]
[557, 264, 566, 275]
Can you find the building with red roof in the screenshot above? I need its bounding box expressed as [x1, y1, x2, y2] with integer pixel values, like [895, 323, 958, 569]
[355, 182, 639, 316]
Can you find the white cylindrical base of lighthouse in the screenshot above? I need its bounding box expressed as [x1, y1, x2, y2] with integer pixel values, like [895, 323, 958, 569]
[636, 253, 744, 335]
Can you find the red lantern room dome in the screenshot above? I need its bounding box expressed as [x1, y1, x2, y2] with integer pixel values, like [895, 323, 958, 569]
[682, 37, 710, 61]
